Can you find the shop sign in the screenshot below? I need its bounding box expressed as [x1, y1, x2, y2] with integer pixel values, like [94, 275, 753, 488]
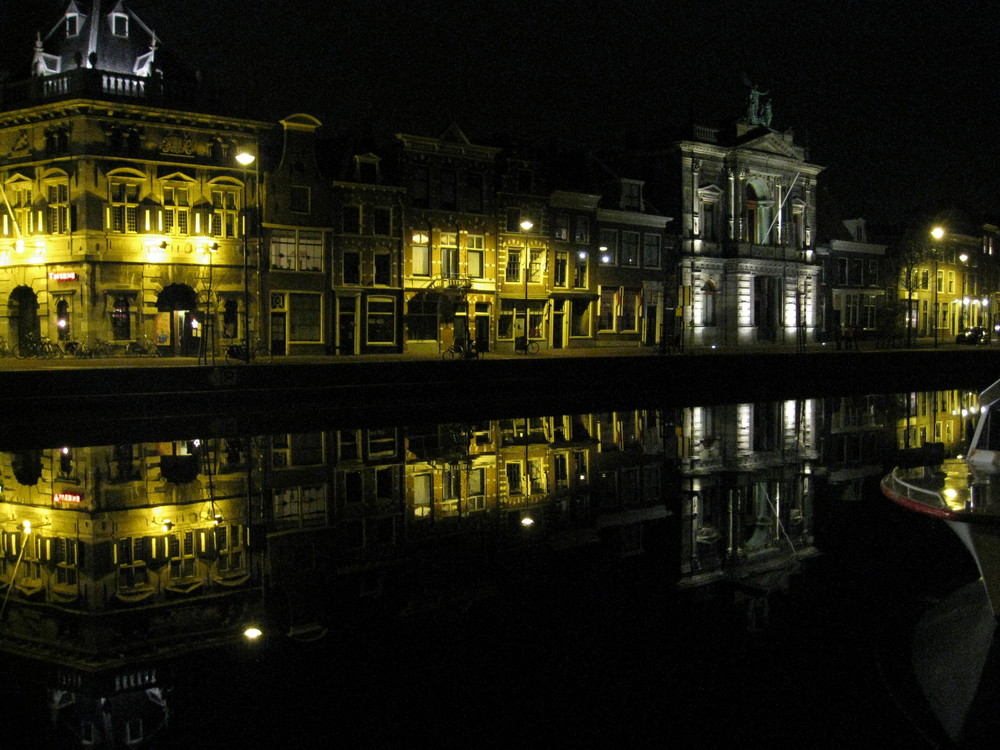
[49, 272, 79, 281]
[54, 492, 82, 504]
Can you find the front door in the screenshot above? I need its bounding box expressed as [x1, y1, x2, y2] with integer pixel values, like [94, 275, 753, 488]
[271, 312, 287, 356]
[552, 300, 564, 349]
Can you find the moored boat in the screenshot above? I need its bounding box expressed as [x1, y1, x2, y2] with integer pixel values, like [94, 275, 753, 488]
[882, 378, 1000, 616]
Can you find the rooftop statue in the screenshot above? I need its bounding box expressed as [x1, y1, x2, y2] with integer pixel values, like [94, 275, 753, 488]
[745, 83, 773, 128]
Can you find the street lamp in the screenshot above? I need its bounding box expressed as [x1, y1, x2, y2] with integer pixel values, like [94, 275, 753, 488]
[520, 217, 533, 351]
[236, 150, 255, 362]
[931, 226, 945, 349]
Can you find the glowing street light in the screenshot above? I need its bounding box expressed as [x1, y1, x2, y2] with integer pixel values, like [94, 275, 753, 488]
[520, 218, 533, 352]
[236, 150, 256, 363]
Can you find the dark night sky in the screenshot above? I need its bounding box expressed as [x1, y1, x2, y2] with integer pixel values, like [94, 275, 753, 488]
[3, 0, 1000, 227]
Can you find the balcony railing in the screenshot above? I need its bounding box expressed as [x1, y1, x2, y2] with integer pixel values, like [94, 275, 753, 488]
[0, 69, 164, 109]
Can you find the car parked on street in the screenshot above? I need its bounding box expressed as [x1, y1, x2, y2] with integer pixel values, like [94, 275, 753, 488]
[956, 326, 990, 345]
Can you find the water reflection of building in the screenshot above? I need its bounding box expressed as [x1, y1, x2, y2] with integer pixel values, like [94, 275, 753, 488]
[0, 404, 830, 742]
[677, 399, 820, 585]
[0, 437, 257, 746]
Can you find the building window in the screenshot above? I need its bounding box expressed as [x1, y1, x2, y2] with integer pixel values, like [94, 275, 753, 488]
[270, 229, 323, 271]
[367, 296, 395, 344]
[506, 249, 522, 283]
[222, 298, 239, 339]
[412, 167, 430, 207]
[599, 229, 617, 264]
[838, 258, 849, 285]
[573, 216, 590, 243]
[466, 173, 484, 213]
[109, 181, 139, 233]
[298, 231, 322, 271]
[574, 253, 588, 287]
[65, 13, 79, 37]
[162, 185, 190, 235]
[621, 289, 639, 331]
[599, 287, 617, 330]
[209, 188, 239, 237]
[441, 232, 459, 279]
[440, 170, 457, 210]
[374, 251, 392, 285]
[643, 233, 661, 268]
[271, 229, 295, 270]
[290, 186, 310, 213]
[407, 297, 437, 340]
[554, 251, 568, 287]
[621, 231, 640, 266]
[621, 180, 643, 210]
[288, 293, 322, 341]
[373, 207, 392, 236]
[702, 281, 717, 326]
[571, 299, 590, 336]
[55, 298, 71, 340]
[468, 235, 485, 278]
[46, 182, 69, 234]
[343, 251, 361, 284]
[528, 248, 543, 283]
[111, 12, 128, 37]
[411, 231, 430, 276]
[110, 295, 133, 340]
[342, 205, 361, 234]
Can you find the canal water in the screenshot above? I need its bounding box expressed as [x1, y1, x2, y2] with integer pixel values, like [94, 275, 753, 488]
[0, 389, 986, 747]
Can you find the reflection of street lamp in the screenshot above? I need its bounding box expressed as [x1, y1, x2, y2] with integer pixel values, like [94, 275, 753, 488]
[931, 226, 944, 349]
[520, 218, 533, 348]
[199, 243, 219, 364]
[236, 150, 255, 361]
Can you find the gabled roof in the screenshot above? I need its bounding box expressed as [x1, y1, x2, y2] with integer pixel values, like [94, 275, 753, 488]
[35, 0, 159, 79]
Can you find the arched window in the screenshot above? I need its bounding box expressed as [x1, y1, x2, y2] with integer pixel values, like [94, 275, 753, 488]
[56, 298, 70, 340]
[702, 281, 717, 326]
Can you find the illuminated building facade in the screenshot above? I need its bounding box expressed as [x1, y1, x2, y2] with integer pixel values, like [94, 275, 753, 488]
[816, 219, 887, 345]
[675, 119, 823, 348]
[0, 2, 271, 356]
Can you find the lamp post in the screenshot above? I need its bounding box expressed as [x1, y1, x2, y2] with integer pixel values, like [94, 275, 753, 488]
[199, 242, 219, 364]
[931, 226, 944, 349]
[520, 217, 533, 351]
[236, 150, 256, 361]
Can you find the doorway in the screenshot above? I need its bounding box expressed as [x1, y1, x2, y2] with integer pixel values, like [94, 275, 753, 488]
[156, 284, 200, 356]
[8, 286, 39, 350]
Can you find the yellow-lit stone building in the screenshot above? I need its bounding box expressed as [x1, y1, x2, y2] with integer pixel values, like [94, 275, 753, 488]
[0, 2, 271, 356]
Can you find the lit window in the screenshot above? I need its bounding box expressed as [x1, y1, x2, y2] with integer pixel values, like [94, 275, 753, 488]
[109, 181, 140, 233]
[111, 13, 128, 37]
[162, 185, 190, 235]
[209, 188, 239, 238]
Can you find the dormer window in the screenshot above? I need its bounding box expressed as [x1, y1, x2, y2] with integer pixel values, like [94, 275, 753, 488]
[111, 12, 128, 37]
[65, 14, 80, 37]
[619, 180, 644, 212]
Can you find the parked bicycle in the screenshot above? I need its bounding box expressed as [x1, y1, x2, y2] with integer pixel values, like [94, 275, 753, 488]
[125, 335, 161, 357]
[514, 335, 539, 355]
[442, 338, 480, 360]
[225, 338, 273, 364]
[14, 332, 63, 358]
[87, 337, 115, 358]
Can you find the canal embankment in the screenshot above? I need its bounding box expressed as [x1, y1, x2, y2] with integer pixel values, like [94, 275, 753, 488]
[1, 347, 998, 447]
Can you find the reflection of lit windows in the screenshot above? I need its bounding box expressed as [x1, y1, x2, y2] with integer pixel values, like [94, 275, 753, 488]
[505, 462, 523, 495]
[273, 486, 327, 528]
[167, 531, 196, 579]
[443, 469, 461, 501]
[115, 538, 149, 588]
[215, 524, 245, 575]
[528, 458, 545, 494]
[554, 453, 569, 489]
[375, 467, 394, 501]
[55, 538, 79, 586]
[469, 468, 486, 511]
[338, 430, 360, 460]
[413, 473, 432, 517]
[272, 432, 324, 467]
[368, 427, 396, 458]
